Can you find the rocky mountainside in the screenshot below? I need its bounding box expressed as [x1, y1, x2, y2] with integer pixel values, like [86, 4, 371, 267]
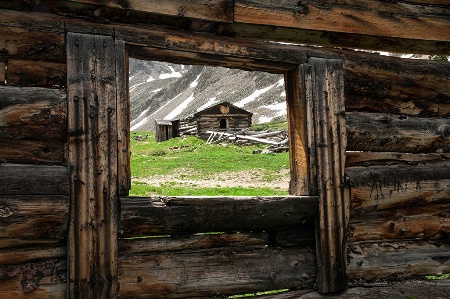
[129, 58, 287, 132]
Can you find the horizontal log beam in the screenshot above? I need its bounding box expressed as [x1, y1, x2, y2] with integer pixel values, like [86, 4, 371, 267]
[349, 203, 450, 241]
[346, 152, 446, 167]
[0, 195, 69, 240]
[120, 196, 318, 236]
[346, 112, 450, 153]
[119, 246, 316, 298]
[66, 0, 234, 22]
[0, 139, 65, 164]
[0, 86, 66, 141]
[6, 59, 66, 87]
[234, 0, 450, 43]
[348, 241, 450, 281]
[0, 245, 66, 265]
[0, 164, 70, 195]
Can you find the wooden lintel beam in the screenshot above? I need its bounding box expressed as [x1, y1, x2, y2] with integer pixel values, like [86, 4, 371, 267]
[234, 0, 450, 43]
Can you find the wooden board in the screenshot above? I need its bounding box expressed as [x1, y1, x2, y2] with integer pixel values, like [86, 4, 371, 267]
[0, 139, 65, 164]
[0, 245, 66, 265]
[348, 241, 450, 281]
[6, 59, 66, 87]
[0, 61, 5, 83]
[303, 58, 349, 293]
[119, 246, 316, 298]
[0, 26, 64, 62]
[0, 259, 66, 298]
[0, 86, 66, 141]
[120, 196, 319, 237]
[234, 0, 450, 42]
[346, 112, 450, 153]
[0, 164, 69, 195]
[0, 195, 69, 240]
[346, 152, 446, 167]
[67, 0, 233, 22]
[67, 32, 122, 299]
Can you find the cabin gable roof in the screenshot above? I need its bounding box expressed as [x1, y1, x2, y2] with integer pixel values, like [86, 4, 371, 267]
[194, 101, 252, 117]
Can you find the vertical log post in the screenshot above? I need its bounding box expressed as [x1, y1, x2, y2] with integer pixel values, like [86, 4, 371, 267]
[67, 32, 125, 298]
[303, 58, 349, 293]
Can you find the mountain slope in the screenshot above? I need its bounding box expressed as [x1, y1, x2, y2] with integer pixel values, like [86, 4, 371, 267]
[129, 59, 287, 132]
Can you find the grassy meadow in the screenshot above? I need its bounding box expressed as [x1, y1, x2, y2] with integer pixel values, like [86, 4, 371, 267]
[130, 122, 290, 196]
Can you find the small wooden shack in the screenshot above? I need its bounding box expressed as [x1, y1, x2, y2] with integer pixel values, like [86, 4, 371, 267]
[194, 101, 252, 137]
[155, 119, 179, 142]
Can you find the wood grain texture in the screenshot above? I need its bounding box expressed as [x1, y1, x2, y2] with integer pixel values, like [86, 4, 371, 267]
[286, 68, 309, 195]
[303, 58, 349, 293]
[0, 195, 69, 240]
[346, 112, 450, 153]
[234, 0, 450, 42]
[0, 259, 66, 298]
[346, 152, 446, 167]
[6, 59, 66, 87]
[0, 25, 64, 62]
[348, 241, 450, 281]
[67, 0, 233, 22]
[67, 32, 121, 299]
[120, 196, 319, 237]
[0, 61, 5, 83]
[0, 164, 69, 195]
[0, 86, 66, 141]
[0, 139, 65, 164]
[0, 245, 66, 265]
[119, 247, 316, 298]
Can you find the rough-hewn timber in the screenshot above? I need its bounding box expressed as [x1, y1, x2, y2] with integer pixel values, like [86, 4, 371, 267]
[303, 58, 349, 293]
[67, 32, 122, 299]
[0, 164, 69, 195]
[119, 246, 316, 299]
[120, 196, 318, 237]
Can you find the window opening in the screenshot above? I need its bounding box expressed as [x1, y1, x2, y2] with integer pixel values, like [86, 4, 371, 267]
[129, 58, 290, 197]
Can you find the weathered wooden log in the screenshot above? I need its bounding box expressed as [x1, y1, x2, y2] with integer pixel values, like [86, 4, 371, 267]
[234, 0, 450, 43]
[66, 0, 233, 22]
[6, 59, 66, 87]
[349, 203, 450, 241]
[118, 246, 316, 299]
[0, 86, 66, 141]
[120, 196, 318, 237]
[0, 195, 69, 240]
[0, 245, 66, 265]
[348, 241, 450, 281]
[0, 164, 69, 195]
[0, 61, 5, 83]
[119, 232, 269, 255]
[0, 26, 65, 62]
[346, 112, 450, 153]
[0, 259, 66, 298]
[346, 151, 446, 167]
[0, 139, 65, 164]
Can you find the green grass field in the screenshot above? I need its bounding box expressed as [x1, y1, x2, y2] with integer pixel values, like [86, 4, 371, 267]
[130, 125, 290, 196]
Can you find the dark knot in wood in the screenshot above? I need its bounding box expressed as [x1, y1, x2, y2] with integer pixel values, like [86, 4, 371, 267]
[0, 203, 13, 217]
[295, 1, 309, 16]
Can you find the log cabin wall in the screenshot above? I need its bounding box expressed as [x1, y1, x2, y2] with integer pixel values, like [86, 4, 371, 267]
[0, 0, 449, 298]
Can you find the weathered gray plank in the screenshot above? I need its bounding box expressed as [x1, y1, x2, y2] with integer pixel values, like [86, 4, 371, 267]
[348, 241, 450, 281]
[346, 152, 446, 167]
[120, 196, 318, 237]
[0, 195, 69, 240]
[0, 164, 69, 195]
[346, 112, 450, 153]
[119, 247, 316, 299]
[67, 32, 122, 299]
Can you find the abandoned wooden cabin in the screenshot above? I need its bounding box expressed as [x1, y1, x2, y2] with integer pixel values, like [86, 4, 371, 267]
[194, 101, 253, 137]
[155, 119, 179, 142]
[0, 1, 449, 299]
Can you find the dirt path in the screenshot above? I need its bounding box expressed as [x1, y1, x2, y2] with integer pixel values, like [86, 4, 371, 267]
[133, 169, 290, 190]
